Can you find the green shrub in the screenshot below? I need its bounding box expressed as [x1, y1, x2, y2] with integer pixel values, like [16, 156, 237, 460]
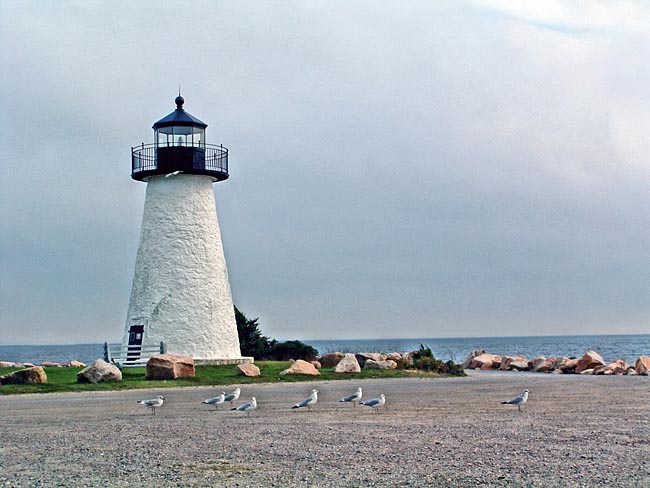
[267, 340, 318, 361]
[412, 343, 433, 360]
[409, 344, 464, 375]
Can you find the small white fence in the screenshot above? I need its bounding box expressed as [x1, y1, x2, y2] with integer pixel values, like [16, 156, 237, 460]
[103, 342, 166, 369]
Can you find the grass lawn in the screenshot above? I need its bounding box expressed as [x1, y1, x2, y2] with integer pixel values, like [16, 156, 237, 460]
[0, 362, 461, 395]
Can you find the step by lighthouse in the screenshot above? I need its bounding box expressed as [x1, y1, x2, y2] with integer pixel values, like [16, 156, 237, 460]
[124, 95, 244, 363]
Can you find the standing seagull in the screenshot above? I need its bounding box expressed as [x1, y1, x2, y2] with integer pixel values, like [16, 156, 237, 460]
[137, 395, 164, 415]
[232, 397, 257, 415]
[339, 387, 363, 407]
[292, 389, 319, 411]
[501, 389, 529, 411]
[224, 388, 241, 406]
[202, 392, 226, 410]
[361, 394, 386, 413]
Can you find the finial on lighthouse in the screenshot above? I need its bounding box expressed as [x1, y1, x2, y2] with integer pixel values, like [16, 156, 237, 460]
[175, 87, 184, 109]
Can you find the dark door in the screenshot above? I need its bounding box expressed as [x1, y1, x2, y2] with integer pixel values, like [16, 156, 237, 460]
[127, 325, 144, 363]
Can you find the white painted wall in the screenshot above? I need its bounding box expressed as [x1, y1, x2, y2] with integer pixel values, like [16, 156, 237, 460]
[123, 174, 242, 359]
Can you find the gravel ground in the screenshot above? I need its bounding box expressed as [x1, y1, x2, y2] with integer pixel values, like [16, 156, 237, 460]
[1, 371, 648, 487]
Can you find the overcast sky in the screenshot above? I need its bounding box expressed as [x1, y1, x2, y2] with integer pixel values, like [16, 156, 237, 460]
[1, 1, 648, 345]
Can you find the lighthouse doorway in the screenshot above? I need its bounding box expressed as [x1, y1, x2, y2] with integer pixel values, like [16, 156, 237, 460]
[127, 325, 144, 364]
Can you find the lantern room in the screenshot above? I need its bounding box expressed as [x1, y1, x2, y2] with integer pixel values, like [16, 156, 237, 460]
[131, 95, 229, 182]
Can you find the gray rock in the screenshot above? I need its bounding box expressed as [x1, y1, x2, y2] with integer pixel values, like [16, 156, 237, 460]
[77, 359, 122, 383]
[461, 350, 487, 369]
[364, 359, 398, 370]
[355, 352, 386, 367]
[387, 352, 402, 361]
[40, 361, 63, 368]
[530, 357, 555, 373]
[319, 352, 344, 368]
[334, 354, 361, 373]
[0, 366, 47, 385]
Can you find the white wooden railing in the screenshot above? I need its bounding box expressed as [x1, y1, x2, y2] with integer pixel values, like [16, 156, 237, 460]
[103, 342, 166, 369]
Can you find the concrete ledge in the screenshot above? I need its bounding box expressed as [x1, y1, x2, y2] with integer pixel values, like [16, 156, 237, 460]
[194, 357, 254, 366]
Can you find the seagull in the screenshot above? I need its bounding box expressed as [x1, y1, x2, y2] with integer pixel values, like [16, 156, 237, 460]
[202, 392, 226, 410]
[361, 394, 386, 413]
[137, 395, 164, 415]
[224, 388, 241, 405]
[231, 397, 257, 414]
[292, 389, 319, 411]
[165, 170, 183, 178]
[501, 389, 529, 411]
[339, 387, 363, 407]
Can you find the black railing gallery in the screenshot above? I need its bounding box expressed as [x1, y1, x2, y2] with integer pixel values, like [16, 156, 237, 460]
[131, 143, 228, 177]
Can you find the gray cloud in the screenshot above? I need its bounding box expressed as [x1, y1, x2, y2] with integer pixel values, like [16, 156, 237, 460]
[1, 1, 648, 344]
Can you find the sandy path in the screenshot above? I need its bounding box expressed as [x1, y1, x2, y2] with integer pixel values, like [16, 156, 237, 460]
[1, 371, 648, 487]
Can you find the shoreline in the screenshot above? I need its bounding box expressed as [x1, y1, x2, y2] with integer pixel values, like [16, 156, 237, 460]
[1, 333, 648, 366]
[1, 373, 648, 487]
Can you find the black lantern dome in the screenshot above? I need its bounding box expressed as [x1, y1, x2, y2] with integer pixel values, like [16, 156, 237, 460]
[131, 96, 228, 182]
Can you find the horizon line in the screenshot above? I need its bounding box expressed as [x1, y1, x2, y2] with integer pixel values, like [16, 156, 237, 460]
[1, 332, 648, 348]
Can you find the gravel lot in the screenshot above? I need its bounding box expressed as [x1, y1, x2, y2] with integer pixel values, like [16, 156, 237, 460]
[1, 371, 648, 487]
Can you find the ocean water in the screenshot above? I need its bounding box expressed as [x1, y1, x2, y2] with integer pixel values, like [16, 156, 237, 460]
[0, 335, 648, 365]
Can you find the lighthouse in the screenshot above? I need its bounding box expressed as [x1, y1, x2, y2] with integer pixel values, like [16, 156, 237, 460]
[124, 95, 243, 363]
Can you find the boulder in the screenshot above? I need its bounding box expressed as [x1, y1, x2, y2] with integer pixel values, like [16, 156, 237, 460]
[364, 359, 398, 370]
[68, 360, 86, 368]
[77, 359, 122, 383]
[41, 361, 63, 368]
[462, 350, 487, 369]
[334, 354, 361, 373]
[575, 351, 606, 374]
[401, 352, 414, 367]
[634, 356, 650, 376]
[500, 356, 529, 371]
[385, 359, 398, 369]
[470, 353, 502, 370]
[0, 361, 15, 368]
[237, 363, 261, 377]
[310, 361, 322, 369]
[0, 366, 47, 385]
[319, 352, 344, 368]
[355, 353, 386, 367]
[387, 352, 402, 362]
[145, 354, 195, 380]
[279, 359, 320, 376]
[530, 357, 555, 373]
[560, 358, 580, 374]
[554, 357, 570, 371]
[595, 360, 628, 375]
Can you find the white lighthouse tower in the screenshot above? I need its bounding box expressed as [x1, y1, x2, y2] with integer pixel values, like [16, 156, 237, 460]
[124, 95, 243, 363]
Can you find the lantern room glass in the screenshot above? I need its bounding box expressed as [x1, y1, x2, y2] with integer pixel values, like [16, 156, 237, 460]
[155, 126, 205, 147]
